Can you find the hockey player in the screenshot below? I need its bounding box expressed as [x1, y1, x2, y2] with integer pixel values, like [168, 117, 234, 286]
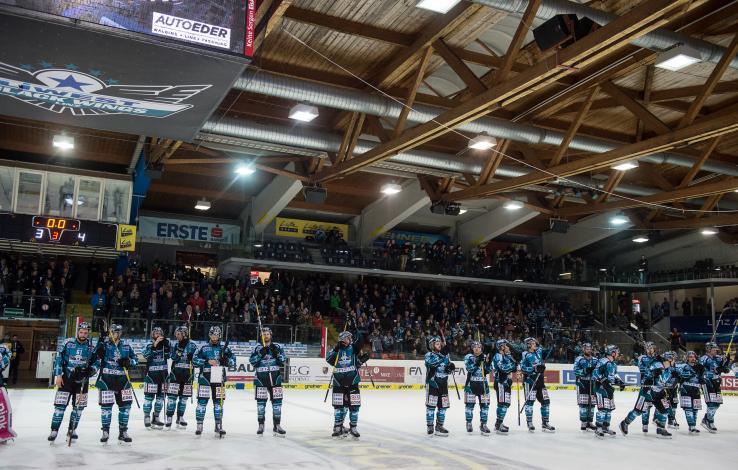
[593, 345, 625, 438]
[625, 341, 658, 434]
[664, 350, 680, 429]
[0, 343, 8, 387]
[96, 324, 138, 444]
[622, 352, 676, 438]
[48, 322, 98, 442]
[573, 343, 598, 431]
[0, 341, 13, 444]
[249, 327, 287, 436]
[492, 338, 516, 434]
[192, 326, 235, 437]
[326, 320, 366, 439]
[142, 327, 170, 430]
[520, 337, 554, 432]
[424, 335, 454, 436]
[699, 342, 730, 432]
[166, 326, 197, 429]
[675, 351, 704, 434]
[463, 340, 490, 435]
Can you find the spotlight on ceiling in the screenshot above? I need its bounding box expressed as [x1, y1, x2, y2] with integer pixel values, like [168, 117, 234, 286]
[701, 227, 718, 235]
[289, 103, 319, 122]
[381, 183, 402, 195]
[53, 134, 74, 150]
[655, 44, 702, 71]
[416, 0, 461, 14]
[468, 134, 497, 150]
[609, 213, 629, 225]
[611, 161, 639, 171]
[235, 164, 255, 176]
[458, 208, 467, 215]
[632, 235, 649, 243]
[504, 200, 524, 211]
[194, 198, 211, 211]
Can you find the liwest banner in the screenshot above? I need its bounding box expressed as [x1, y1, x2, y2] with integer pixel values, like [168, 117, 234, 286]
[670, 315, 738, 341]
[374, 229, 450, 247]
[275, 217, 349, 241]
[138, 216, 240, 244]
[116, 224, 136, 252]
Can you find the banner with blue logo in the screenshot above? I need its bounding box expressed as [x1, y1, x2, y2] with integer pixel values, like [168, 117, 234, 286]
[670, 315, 738, 342]
[374, 230, 451, 247]
[138, 216, 240, 245]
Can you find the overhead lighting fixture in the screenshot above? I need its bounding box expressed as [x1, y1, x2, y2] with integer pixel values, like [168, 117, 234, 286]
[701, 227, 718, 235]
[235, 164, 256, 176]
[632, 236, 649, 243]
[504, 200, 524, 210]
[655, 44, 702, 71]
[468, 134, 497, 150]
[416, 0, 461, 14]
[483, 265, 491, 269]
[253, 243, 263, 248]
[52, 134, 74, 150]
[611, 161, 639, 171]
[715, 267, 721, 271]
[459, 208, 467, 215]
[610, 213, 629, 225]
[513, 279, 524, 283]
[289, 103, 319, 122]
[559, 272, 571, 277]
[412, 257, 424, 261]
[194, 198, 211, 211]
[599, 268, 608, 272]
[381, 183, 402, 195]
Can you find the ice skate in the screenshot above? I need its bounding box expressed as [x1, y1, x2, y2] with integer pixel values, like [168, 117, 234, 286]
[466, 422, 473, 433]
[700, 417, 717, 434]
[118, 428, 132, 445]
[258, 423, 265, 435]
[541, 421, 556, 433]
[176, 416, 188, 429]
[619, 420, 629, 436]
[688, 426, 700, 435]
[165, 416, 173, 429]
[214, 422, 226, 437]
[495, 422, 509, 435]
[100, 428, 109, 444]
[527, 421, 535, 433]
[479, 423, 491, 436]
[144, 415, 151, 429]
[348, 425, 360, 439]
[656, 427, 672, 439]
[426, 424, 434, 435]
[434, 423, 449, 437]
[47, 430, 58, 442]
[195, 423, 203, 436]
[273, 424, 286, 437]
[332, 425, 344, 438]
[151, 415, 164, 430]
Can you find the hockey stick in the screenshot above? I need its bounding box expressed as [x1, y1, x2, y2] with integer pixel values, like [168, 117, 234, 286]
[324, 311, 349, 403]
[187, 320, 194, 404]
[516, 369, 521, 426]
[710, 309, 726, 343]
[517, 343, 553, 418]
[255, 300, 274, 388]
[440, 329, 461, 400]
[219, 322, 230, 439]
[66, 320, 102, 446]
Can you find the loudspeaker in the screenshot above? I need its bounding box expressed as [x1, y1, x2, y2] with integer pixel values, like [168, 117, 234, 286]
[574, 17, 600, 40]
[430, 201, 447, 215]
[304, 187, 327, 205]
[445, 203, 461, 216]
[549, 218, 569, 234]
[533, 14, 576, 51]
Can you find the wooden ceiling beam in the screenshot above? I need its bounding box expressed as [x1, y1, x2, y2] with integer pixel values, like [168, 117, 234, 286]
[315, 0, 689, 183]
[433, 39, 487, 95]
[149, 183, 247, 203]
[252, 163, 309, 182]
[648, 80, 738, 102]
[597, 170, 626, 204]
[649, 212, 738, 230]
[287, 200, 361, 215]
[477, 140, 510, 186]
[695, 193, 723, 218]
[445, 111, 738, 201]
[678, 33, 738, 128]
[490, 0, 541, 86]
[636, 65, 656, 141]
[549, 85, 599, 167]
[600, 81, 670, 134]
[557, 178, 738, 217]
[677, 136, 722, 188]
[335, 112, 360, 165]
[395, 46, 434, 138]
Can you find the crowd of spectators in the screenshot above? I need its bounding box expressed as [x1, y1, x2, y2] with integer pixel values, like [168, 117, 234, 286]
[0, 253, 73, 318]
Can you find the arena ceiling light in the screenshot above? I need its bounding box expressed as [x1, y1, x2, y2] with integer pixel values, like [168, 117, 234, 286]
[468, 134, 497, 150]
[458, 208, 467, 215]
[513, 279, 523, 283]
[235, 163, 256, 176]
[381, 183, 402, 195]
[289, 103, 320, 122]
[655, 44, 702, 71]
[416, 0, 461, 14]
[610, 213, 629, 225]
[611, 160, 639, 171]
[503, 200, 524, 210]
[701, 227, 718, 235]
[52, 134, 74, 150]
[632, 235, 649, 243]
[194, 198, 211, 211]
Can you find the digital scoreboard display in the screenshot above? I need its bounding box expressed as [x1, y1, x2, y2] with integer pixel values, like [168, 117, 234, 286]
[32, 216, 84, 243]
[0, 214, 118, 248]
[0, 0, 255, 57]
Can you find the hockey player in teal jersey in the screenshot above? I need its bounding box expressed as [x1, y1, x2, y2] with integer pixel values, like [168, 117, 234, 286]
[463, 341, 490, 435]
[492, 339, 516, 434]
[664, 350, 681, 429]
[95, 324, 138, 444]
[48, 322, 99, 443]
[675, 351, 704, 434]
[622, 352, 677, 438]
[425, 335, 453, 436]
[573, 343, 598, 431]
[166, 326, 197, 429]
[520, 337, 555, 432]
[326, 318, 366, 439]
[626, 341, 658, 433]
[192, 326, 235, 437]
[699, 342, 730, 432]
[249, 327, 287, 436]
[593, 345, 625, 438]
[142, 327, 170, 430]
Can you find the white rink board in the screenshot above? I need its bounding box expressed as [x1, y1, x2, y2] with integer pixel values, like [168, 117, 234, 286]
[2, 387, 735, 470]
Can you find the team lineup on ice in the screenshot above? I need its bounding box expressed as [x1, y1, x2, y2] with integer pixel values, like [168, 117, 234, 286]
[1, 320, 737, 469]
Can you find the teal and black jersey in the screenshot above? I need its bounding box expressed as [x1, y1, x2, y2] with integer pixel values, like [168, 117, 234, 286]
[637, 354, 657, 385]
[0, 345, 10, 388]
[54, 337, 99, 380]
[95, 338, 138, 390]
[699, 354, 728, 381]
[464, 352, 488, 392]
[326, 333, 363, 388]
[425, 351, 450, 389]
[193, 342, 235, 383]
[250, 343, 287, 387]
[650, 363, 678, 394]
[675, 362, 700, 386]
[592, 357, 619, 385]
[520, 346, 551, 376]
[142, 339, 170, 383]
[169, 339, 198, 383]
[492, 352, 516, 383]
[573, 355, 597, 381]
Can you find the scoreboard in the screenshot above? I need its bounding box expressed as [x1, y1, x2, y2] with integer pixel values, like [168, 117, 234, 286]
[0, 214, 118, 248]
[0, 0, 255, 57]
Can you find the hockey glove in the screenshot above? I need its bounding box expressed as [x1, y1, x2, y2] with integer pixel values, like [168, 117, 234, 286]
[440, 345, 450, 356]
[270, 344, 280, 357]
[474, 355, 484, 366]
[446, 362, 456, 373]
[358, 352, 370, 364]
[97, 319, 108, 338]
[586, 366, 596, 375]
[187, 352, 194, 362]
[117, 357, 131, 368]
[693, 363, 705, 375]
[259, 346, 270, 357]
[96, 341, 107, 360]
[535, 364, 546, 373]
[333, 344, 341, 353]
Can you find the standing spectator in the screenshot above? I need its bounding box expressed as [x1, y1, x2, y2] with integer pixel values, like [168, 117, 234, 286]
[370, 330, 383, 358]
[661, 298, 670, 317]
[670, 328, 684, 352]
[9, 334, 24, 386]
[91, 286, 107, 320]
[638, 255, 648, 284]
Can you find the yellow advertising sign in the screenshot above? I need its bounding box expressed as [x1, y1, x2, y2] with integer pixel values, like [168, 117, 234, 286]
[116, 224, 137, 251]
[275, 217, 349, 241]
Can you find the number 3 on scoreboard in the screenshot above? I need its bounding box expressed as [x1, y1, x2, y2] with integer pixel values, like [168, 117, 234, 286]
[35, 228, 44, 240]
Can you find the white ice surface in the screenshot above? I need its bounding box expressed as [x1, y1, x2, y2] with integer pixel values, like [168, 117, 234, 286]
[2, 388, 735, 469]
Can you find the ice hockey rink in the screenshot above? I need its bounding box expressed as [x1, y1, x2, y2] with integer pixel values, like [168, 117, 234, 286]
[2, 388, 735, 469]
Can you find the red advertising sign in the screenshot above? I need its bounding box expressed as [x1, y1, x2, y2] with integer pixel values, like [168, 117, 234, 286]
[359, 366, 405, 383]
[244, 0, 257, 57]
[544, 370, 559, 383]
[721, 375, 738, 391]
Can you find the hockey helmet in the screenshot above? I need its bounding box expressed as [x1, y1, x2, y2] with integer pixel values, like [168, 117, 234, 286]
[605, 344, 619, 356]
[643, 341, 655, 351]
[524, 337, 538, 347]
[661, 351, 675, 361]
[428, 335, 442, 348]
[495, 339, 509, 350]
[151, 326, 164, 338]
[705, 341, 718, 351]
[338, 331, 353, 342]
[261, 326, 273, 335]
[581, 342, 593, 353]
[209, 325, 222, 339]
[685, 350, 697, 361]
[470, 340, 482, 350]
[77, 321, 91, 332]
[110, 324, 123, 334]
[175, 325, 189, 338]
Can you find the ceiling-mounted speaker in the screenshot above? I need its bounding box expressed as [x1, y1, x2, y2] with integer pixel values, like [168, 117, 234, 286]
[533, 15, 600, 52]
[549, 218, 569, 234]
[304, 186, 327, 205]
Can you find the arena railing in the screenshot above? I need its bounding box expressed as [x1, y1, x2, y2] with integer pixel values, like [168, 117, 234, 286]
[0, 294, 66, 320]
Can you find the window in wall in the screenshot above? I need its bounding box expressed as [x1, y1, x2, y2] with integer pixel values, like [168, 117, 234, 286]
[101, 180, 130, 223]
[43, 173, 75, 217]
[76, 178, 102, 220]
[0, 167, 14, 212]
[15, 171, 43, 214]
